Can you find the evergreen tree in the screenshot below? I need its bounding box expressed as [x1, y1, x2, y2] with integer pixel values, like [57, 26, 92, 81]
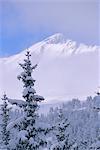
[90, 94, 100, 150]
[51, 108, 70, 150]
[15, 51, 46, 150]
[0, 93, 10, 149]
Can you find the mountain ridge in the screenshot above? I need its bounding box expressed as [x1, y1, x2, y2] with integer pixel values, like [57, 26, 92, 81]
[0, 33, 99, 61]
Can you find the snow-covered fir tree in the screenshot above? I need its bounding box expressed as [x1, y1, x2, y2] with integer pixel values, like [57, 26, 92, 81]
[51, 108, 71, 150]
[14, 51, 46, 150]
[89, 93, 100, 150]
[0, 93, 10, 149]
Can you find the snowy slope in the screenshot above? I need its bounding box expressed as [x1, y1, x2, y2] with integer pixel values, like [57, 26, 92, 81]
[0, 33, 100, 103]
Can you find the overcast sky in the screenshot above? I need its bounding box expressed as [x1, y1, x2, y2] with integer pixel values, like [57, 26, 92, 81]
[0, 0, 99, 56]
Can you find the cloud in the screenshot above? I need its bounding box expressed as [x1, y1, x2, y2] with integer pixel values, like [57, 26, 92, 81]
[0, 0, 99, 44]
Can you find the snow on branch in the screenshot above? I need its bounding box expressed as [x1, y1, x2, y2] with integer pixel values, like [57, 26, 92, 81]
[7, 116, 25, 131]
[8, 98, 26, 107]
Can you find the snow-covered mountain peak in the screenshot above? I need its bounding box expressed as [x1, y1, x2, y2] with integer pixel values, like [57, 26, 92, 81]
[44, 33, 66, 44]
[28, 34, 99, 57]
[0, 33, 99, 101]
[0, 34, 99, 65]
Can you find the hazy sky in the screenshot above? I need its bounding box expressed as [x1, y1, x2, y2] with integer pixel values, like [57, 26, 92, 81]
[0, 0, 99, 56]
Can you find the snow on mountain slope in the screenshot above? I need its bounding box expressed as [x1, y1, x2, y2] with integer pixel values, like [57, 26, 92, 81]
[0, 33, 100, 103]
